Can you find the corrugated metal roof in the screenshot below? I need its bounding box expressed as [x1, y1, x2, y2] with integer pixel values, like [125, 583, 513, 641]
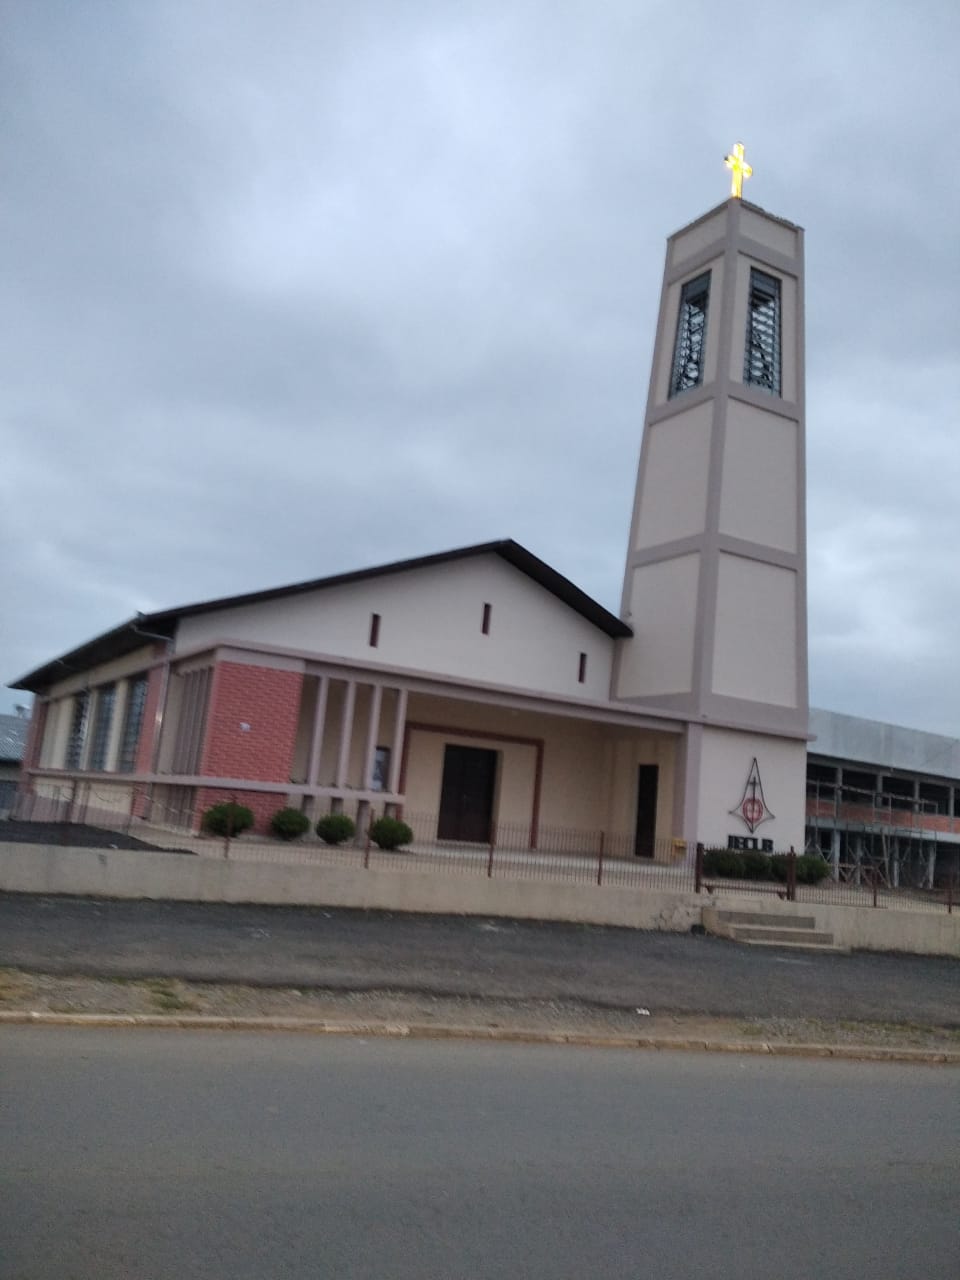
[0, 713, 28, 762]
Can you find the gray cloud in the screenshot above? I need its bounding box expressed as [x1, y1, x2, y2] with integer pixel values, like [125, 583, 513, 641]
[2, 0, 959, 734]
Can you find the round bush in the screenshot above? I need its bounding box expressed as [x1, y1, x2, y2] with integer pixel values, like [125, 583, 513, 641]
[702, 848, 745, 879]
[315, 813, 356, 845]
[796, 854, 830, 884]
[740, 849, 773, 881]
[369, 816, 414, 851]
[270, 807, 311, 841]
[769, 856, 789, 883]
[202, 802, 255, 837]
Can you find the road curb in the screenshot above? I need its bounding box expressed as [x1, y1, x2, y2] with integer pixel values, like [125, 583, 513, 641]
[1, 1010, 957, 1063]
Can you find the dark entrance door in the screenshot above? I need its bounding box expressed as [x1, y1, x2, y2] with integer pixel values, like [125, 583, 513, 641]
[438, 744, 498, 843]
[634, 764, 659, 858]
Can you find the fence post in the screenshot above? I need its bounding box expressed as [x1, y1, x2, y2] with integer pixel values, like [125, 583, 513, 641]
[223, 792, 236, 860]
[871, 866, 878, 909]
[787, 846, 797, 902]
[363, 817, 372, 869]
[597, 831, 605, 886]
[694, 842, 704, 894]
[946, 874, 953, 915]
[487, 823, 497, 878]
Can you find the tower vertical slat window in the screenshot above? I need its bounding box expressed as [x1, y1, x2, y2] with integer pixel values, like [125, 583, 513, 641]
[88, 685, 116, 771]
[369, 613, 381, 648]
[669, 272, 711, 397]
[743, 268, 781, 394]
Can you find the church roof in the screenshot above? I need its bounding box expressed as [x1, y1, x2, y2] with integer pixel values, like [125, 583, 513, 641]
[9, 539, 631, 692]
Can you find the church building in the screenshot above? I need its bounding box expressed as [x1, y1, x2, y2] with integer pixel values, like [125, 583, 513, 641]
[10, 156, 813, 860]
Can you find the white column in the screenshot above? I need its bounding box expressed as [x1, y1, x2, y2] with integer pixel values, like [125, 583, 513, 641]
[336, 680, 356, 789]
[362, 683, 383, 791]
[388, 688, 408, 795]
[306, 676, 329, 786]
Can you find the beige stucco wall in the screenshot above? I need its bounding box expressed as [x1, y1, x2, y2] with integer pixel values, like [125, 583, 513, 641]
[618, 555, 700, 697]
[634, 402, 713, 549]
[712, 555, 798, 707]
[670, 209, 725, 267]
[719, 401, 798, 552]
[696, 726, 806, 851]
[400, 693, 679, 850]
[174, 557, 616, 702]
[739, 206, 800, 260]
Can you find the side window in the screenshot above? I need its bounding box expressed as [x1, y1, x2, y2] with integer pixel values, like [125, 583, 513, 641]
[88, 685, 116, 771]
[669, 272, 711, 397]
[64, 692, 89, 769]
[743, 268, 781, 394]
[118, 676, 148, 773]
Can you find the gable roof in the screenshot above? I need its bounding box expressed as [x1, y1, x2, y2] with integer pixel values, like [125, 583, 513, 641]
[9, 539, 631, 693]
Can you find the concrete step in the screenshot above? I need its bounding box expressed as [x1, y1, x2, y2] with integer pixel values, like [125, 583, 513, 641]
[730, 925, 836, 946]
[717, 910, 817, 931]
[732, 937, 850, 954]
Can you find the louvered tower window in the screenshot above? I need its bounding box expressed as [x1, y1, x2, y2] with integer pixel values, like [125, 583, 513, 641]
[743, 268, 781, 394]
[669, 272, 710, 397]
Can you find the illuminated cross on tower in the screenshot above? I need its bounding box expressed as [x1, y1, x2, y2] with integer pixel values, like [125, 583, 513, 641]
[724, 141, 752, 199]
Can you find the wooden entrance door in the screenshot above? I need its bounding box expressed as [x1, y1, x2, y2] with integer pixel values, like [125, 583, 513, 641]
[634, 764, 659, 858]
[438, 745, 498, 843]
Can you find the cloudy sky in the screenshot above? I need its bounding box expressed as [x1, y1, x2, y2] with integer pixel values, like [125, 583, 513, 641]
[2, 1, 958, 735]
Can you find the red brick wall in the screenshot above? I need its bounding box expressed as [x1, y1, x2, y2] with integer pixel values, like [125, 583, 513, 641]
[200, 662, 303, 785]
[194, 787, 290, 835]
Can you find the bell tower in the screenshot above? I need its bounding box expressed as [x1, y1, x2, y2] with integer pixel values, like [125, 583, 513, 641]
[614, 148, 808, 850]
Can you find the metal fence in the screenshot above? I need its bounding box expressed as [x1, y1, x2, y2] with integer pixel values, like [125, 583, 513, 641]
[6, 787, 957, 914]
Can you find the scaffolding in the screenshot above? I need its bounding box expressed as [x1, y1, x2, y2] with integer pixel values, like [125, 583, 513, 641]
[805, 778, 958, 890]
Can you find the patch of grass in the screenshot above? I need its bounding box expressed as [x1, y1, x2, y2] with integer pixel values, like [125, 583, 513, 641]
[145, 979, 199, 1014]
[0, 968, 30, 1002]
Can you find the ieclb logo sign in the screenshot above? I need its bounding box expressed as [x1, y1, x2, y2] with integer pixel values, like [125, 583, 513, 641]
[730, 758, 774, 834]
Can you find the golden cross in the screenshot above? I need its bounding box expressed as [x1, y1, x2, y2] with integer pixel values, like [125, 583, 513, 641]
[724, 141, 752, 199]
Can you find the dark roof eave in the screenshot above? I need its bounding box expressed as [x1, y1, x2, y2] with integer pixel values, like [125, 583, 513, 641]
[9, 539, 631, 692]
[9, 618, 176, 694]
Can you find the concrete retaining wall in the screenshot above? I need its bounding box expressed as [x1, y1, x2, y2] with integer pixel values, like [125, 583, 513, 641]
[0, 842, 702, 933]
[0, 842, 957, 955]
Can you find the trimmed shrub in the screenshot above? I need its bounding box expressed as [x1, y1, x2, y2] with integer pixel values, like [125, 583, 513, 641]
[270, 807, 311, 841]
[769, 855, 789, 883]
[740, 849, 773, 881]
[701, 848, 745, 879]
[315, 813, 356, 845]
[369, 816, 414, 851]
[797, 854, 830, 884]
[201, 802, 255, 837]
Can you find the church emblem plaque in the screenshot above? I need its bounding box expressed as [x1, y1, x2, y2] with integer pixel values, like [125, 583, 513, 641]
[730, 757, 774, 834]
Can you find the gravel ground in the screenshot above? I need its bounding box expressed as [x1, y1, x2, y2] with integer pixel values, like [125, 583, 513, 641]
[2, 967, 957, 1051]
[2, 894, 957, 1029]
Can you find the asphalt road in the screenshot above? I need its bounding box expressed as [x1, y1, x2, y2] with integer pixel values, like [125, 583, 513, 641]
[1, 893, 957, 1025]
[2, 1028, 958, 1280]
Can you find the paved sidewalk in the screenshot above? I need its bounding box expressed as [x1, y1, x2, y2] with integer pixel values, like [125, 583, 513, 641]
[1, 893, 957, 1026]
